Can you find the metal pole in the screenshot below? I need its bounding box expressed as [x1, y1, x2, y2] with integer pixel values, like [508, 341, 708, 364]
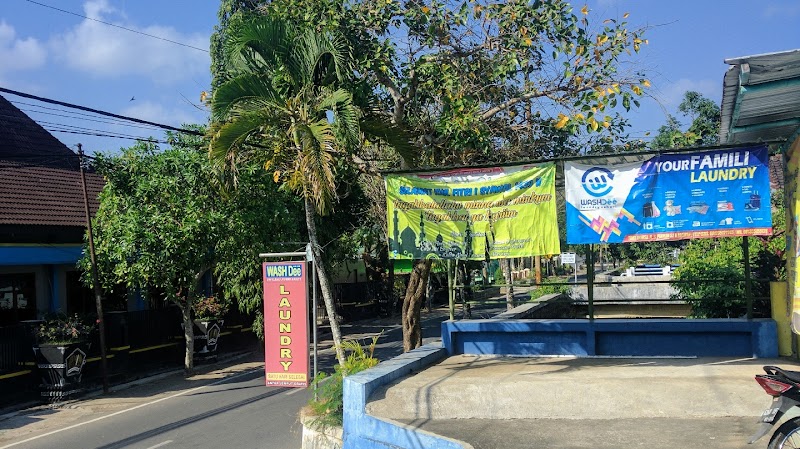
[447, 259, 454, 320]
[743, 236, 753, 320]
[587, 244, 594, 321]
[311, 257, 318, 400]
[77, 145, 109, 394]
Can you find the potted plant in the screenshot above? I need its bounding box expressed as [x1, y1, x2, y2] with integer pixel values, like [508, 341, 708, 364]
[301, 336, 381, 449]
[33, 313, 94, 400]
[192, 295, 229, 360]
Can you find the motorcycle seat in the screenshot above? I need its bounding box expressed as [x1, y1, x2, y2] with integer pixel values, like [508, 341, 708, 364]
[764, 365, 800, 383]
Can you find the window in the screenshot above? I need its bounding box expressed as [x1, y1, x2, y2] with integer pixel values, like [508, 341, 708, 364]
[0, 273, 36, 325]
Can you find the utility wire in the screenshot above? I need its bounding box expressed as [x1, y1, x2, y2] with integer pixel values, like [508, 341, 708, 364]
[1, 110, 162, 133]
[45, 128, 167, 144]
[24, 0, 209, 53]
[0, 86, 204, 137]
[13, 102, 164, 131]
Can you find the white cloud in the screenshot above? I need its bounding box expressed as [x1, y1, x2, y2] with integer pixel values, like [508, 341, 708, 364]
[120, 101, 205, 129]
[0, 21, 47, 73]
[763, 3, 800, 18]
[49, 0, 210, 84]
[656, 78, 719, 107]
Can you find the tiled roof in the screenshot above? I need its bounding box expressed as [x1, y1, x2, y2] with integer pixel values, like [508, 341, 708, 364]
[0, 162, 103, 226]
[0, 94, 104, 227]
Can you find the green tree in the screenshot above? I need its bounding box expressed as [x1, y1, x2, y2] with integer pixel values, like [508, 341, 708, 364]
[85, 132, 299, 374]
[228, 1, 652, 351]
[208, 15, 371, 367]
[210, 0, 261, 91]
[651, 91, 720, 149]
[87, 137, 223, 375]
[673, 189, 786, 318]
[213, 158, 304, 338]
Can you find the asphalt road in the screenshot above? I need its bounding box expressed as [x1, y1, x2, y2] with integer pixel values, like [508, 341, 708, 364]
[0, 362, 309, 449]
[0, 306, 468, 449]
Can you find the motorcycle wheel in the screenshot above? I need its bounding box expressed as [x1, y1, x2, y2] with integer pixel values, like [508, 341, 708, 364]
[769, 417, 800, 449]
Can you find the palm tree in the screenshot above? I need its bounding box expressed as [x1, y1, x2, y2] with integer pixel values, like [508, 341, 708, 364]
[208, 15, 361, 368]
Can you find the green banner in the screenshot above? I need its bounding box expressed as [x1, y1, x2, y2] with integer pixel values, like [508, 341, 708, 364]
[385, 163, 560, 260]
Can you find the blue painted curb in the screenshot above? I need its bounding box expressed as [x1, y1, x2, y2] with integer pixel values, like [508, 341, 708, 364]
[342, 343, 473, 449]
[442, 318, 778, 358]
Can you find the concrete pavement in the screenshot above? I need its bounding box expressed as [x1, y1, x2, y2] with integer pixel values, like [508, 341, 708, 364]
[366, 355, 800, 448]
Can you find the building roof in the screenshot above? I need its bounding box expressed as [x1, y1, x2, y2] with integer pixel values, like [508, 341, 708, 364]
[0, 94, 103, 227]
[0, 94, 84, 170]
[720, 49, 800, 144]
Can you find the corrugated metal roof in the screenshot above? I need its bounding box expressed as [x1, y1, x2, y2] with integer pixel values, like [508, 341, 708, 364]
[720, 48, 800, 144]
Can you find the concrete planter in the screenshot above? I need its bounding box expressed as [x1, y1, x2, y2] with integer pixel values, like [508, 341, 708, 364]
[193, 318, 223, 360]
[301, 415, 343, 449]
[33, 341, 90, 401]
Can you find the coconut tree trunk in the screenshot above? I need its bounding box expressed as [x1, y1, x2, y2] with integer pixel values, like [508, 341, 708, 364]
[402, 259, 432, 352]
[304, 197, 346, 368]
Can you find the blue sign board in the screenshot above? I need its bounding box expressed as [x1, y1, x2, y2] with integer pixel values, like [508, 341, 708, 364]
[565, 145, 773, 243]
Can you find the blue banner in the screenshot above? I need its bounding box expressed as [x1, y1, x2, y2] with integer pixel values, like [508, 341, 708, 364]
[565, 145, 773, 244]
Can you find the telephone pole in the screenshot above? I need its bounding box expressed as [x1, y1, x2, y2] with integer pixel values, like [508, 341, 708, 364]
[77, 144, 109, 394]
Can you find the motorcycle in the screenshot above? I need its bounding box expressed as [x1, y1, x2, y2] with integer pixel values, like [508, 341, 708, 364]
[750, 366, 800, 448]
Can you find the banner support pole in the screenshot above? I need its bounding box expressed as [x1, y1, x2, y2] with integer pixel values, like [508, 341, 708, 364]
[587, 245, 595, 321]
[743, 237, 753, 320]
[447, 259, 455, 320]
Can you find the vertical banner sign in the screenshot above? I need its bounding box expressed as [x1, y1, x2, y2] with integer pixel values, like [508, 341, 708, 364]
[787, 145, 800, 334]
[263, 262, 309, 388]
[565, 145, 772, 244]
[385, 163, 560, 260]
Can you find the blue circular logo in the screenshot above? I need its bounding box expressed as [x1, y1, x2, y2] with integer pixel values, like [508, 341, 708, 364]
[581, 167, 614, 197]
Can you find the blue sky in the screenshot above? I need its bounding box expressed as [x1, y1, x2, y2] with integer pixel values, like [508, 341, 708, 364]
[0, 0, 798, 155]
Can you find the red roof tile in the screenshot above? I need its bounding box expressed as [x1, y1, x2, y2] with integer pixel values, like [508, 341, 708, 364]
[0, 93, 104, 227]
[0, 162, 103, 226]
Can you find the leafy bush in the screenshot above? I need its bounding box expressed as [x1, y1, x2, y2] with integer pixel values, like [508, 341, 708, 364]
[494, 266, 506, 284]
[529, 280, 572, 301]
[304, 334, 381, 428]
[672, 238, 752, 318]
[36, 314, 94, 344]
[193, 295, 230, 319]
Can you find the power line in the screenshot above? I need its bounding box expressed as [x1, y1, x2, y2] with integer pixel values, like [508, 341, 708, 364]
[24, 0, 209, 53]
[12, 101, 164, 131]
[44, 128, 168, 144]
[7, 108, 163, 132]
[0, 86, 204, 137]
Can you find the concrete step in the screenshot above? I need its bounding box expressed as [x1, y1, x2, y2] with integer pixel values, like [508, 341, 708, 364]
[366, 355, 783, 420]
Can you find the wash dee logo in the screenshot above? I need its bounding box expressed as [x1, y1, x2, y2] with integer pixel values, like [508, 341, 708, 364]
[263, 262, 309, 388]
[581, 167, 614, 197]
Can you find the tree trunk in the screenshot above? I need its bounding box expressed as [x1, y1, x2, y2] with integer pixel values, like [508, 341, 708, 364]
[304, 197, 346, 368]
[402, 259, 432, 352]
[181, 303, 194, 376]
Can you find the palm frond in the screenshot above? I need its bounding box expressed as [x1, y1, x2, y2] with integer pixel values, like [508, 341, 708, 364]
[208, 111, 269, 165]
[212, 74, 285, 119]
[224, 15, 292, 78]
[360, 116, 417, 165]
[326, 89, 361, 151]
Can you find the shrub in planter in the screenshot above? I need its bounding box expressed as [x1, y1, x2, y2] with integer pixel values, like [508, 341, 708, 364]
[33, 314, 95, 400]
[192, 295, 230, 359]
[303, 335, 381, 430]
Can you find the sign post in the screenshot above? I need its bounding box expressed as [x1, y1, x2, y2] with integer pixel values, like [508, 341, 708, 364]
[561, 252, 577, 283]
[263, 261, 309, 388]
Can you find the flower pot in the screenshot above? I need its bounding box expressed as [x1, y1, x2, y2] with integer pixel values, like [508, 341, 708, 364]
[33, 341, 90, 400]
[300, 414, 343, 449]
[193, 319, 223, 360]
